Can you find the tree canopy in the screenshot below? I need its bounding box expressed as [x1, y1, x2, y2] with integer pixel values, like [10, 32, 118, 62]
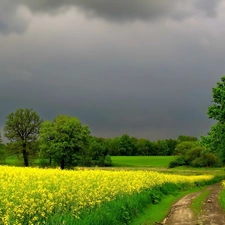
[201, 76, 225, 162]
[39, 115, 91, 169]
[4, 108, 42, 166]
[1, 108, 201, 168]
[207, 76, 225, 122]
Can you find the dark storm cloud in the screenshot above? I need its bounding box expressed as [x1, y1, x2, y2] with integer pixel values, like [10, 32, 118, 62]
[0, 0, 222, 34]
[0, 0, 225, 141]
[21, 0, 222, 20]
[21, 0, 178, 21]
[0, 39, 223, 140]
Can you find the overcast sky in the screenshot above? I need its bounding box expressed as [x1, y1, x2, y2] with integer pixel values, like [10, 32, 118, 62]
[0, 0, 225, 141]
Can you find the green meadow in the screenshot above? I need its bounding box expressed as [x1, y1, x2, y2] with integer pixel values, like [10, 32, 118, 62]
[111, 156, 176, 167]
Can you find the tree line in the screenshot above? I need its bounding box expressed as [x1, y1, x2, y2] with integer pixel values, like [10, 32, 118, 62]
[2, 75, 225, 169]
[0, 108, 197, 169]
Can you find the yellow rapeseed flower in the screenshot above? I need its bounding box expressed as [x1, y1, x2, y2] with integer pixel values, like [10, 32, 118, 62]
[0, 166, 213, 224]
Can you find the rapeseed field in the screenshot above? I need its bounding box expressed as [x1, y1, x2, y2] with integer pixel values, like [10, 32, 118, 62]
[0, 166, 213, 225]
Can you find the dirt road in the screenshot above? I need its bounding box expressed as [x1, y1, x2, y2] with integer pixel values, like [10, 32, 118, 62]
[162, 183, 225, 225]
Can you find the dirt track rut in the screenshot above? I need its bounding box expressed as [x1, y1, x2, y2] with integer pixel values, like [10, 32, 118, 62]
[162, 183, 225, 225]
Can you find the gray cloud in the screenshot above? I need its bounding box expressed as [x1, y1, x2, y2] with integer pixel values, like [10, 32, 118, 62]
[20, 0, 222, 20]
[0, 0, 222, 34]
[0, 0, 29, 34]
[0, 0, 225, 141]
[21, 0, 179, 21]
[195, 0, 221, 17]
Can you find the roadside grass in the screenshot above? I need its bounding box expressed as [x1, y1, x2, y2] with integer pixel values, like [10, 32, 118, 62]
[48, 179, 219, 225]
[131, 176, 225, 225]
[219, 182, 225, 210]
[111, 156, 175, 167]
[131, 186, 206, 225]
[171, 166, 225, 176]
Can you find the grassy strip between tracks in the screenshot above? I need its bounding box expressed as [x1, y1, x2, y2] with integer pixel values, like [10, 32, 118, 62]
[191, 189, 210, 217]
[219, 181, 225, 210]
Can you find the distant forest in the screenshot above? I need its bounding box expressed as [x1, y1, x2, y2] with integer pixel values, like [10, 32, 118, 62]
[0, 108, 199, 169]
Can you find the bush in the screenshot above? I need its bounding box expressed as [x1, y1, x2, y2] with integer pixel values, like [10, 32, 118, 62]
[39, 158, 50, 168]
[202, 153, 218, 167]
[168, 156, 187, 168]
[185, 147, 202, 163]
[104, 155, 112, 167]
[191, 153, 218, 167]
[169, 145, 219, 168]
[174, 141, 197, 155]
[96, 156, 105, 167]
[191, 157, 205, 167]
[83, 157, 93, 167]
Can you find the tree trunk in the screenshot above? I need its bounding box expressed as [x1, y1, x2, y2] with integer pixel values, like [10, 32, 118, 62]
[22, 146, 29, 167]
[60, 157, 65, 170]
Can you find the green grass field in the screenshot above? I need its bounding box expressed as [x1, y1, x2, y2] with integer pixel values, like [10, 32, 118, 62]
[4, 155, 175, 168]
[111, 156, 176, 167]
[3, 155, 42, 167]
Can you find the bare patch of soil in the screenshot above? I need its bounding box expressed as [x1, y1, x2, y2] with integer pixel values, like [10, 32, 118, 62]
[161, 183, 225, 225]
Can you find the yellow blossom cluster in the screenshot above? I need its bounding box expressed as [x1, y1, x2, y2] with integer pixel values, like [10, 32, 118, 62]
[222, 180, 225, 187]
[0, 166, 213, 224]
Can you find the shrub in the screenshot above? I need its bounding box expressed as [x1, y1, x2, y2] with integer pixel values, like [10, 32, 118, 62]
[174, 141, 197, 155]
[201, 153, 218, 167]
[168, 156, 187, 168]
[104, 155, 112, 167]
[170, 145, 219, 168]
[191, 157, 205, 167]
[185, 147, 202, 163]
[191, 153, 218, 167]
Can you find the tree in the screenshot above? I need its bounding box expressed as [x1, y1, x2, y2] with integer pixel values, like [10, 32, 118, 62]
[201, 122, 225, 162]
[156, 140, 169, 156]
[201, 76, 225, 162]
[207, 76, 225, 122]
[165, 139, 178, 155]
[110, 137, 120, 156]
[178, 135, 198, 142]
[136, 138, 150, 156]
[4, 108, 42, 167]
[87, 139, 106, 166]
[174, 141, 197, 155]
[38, 120, 55, 165]
[118, 134, 135, 156]
[39, 115, 91, 169]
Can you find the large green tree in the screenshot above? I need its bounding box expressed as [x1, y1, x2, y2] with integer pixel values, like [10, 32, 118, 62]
[4, 108, 42, 166]
[201, 76, 225, 162]
[165, 139, 178, 155]
[207, 76, 225, 121]
[39, 115, 91, 169]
